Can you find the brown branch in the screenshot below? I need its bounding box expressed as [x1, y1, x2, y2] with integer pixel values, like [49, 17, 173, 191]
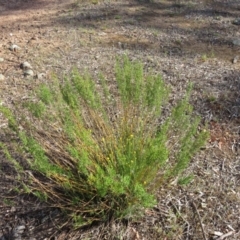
[216, 231, 235, 240]
[191, 201, 207, 240]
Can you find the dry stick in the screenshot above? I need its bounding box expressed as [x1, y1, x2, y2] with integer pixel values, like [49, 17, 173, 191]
[191, 201, 207, 240]
[216, 231, 235, 240]
[170, 200, 190, 239]
[49, 218, 71, 239]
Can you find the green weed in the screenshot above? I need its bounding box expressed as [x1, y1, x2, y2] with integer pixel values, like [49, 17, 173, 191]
[0, 56, 208, 227]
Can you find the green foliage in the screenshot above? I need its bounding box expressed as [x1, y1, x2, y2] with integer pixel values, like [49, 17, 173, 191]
[38, 84, 54, 105]
[3, 198, 14, 206]
[25, 101, 46, 118]
[0, 106, 18, 131]
[178, 175, 194, 185]
[0, 56, 208, 226]
[115, 56, 169, 114]
[0, 143, 23, 173]
[33, 190, 48, 201]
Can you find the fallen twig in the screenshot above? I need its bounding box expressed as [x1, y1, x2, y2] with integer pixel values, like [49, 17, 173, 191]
[170, 199, 190, 239]
[191, 201, 207, 240]
[216, 231, 235, 240]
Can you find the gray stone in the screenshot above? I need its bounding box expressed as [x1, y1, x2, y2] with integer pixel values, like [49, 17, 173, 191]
[9, 44, 21, 52]
[20, 61, 32, 70]
[14, 226, 25, 233]
[232, 56, 239, 64]
[12, 225, 25, 240]
[36, 73, 46, 80]
[24, 69, 34, 77]
[232, 18, 240, 25]
[214, 16, 221, 21]
[232, 39, 240, 46]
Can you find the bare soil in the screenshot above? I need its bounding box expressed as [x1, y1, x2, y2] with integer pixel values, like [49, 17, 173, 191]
[0, 0, 240, 239]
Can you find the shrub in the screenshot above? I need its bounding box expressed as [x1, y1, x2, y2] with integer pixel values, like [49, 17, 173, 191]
[0, 56, 208, 227]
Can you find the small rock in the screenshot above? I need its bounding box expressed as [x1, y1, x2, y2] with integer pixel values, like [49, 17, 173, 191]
[0, 74, 5, 80]
[12, 225, 25, 240]
[24, 69, 34, 77]
[35, 73, 46, 80]
[232, 39, 240, 46]
[0, 57, 4, 62]
[10, 206, 16, 212]
[15, 226, 25, 233]
[147, 56, 154, 62]
[232, 56, 239, 64]
[210, 230, 223, 236]
[118, 41, 125, 49]
[20, 61, 32, 70]
[9, 44, 21, 52]
[232, 18, 240, 25]
[214, 16, 221, 21]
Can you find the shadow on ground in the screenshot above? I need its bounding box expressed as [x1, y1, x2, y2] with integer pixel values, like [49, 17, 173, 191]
[0, 132, 66, 240]
[52, 0, 240, 60]
[0, 0, 49, 11]
[200, 69, 240, 123]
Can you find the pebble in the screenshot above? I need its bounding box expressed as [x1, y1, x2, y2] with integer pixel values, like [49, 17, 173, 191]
[232, 18, 240, 25]
[10, 206, 16, 212]
[0, 58, 4, 62]
[9, 44, 21, 52]
[15, 226, 25, 232]
[12, 225, 25, 240]
[214, 16, 221, 21]
[232, 39, 240, 46]
[24, 69, 34, 77]
[118, 41, 125, 49]
[20, 61, 32, 70]
[35, 73, 46, 80]
[0, 74, 5, 80]
[232, 56, 239, 64]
